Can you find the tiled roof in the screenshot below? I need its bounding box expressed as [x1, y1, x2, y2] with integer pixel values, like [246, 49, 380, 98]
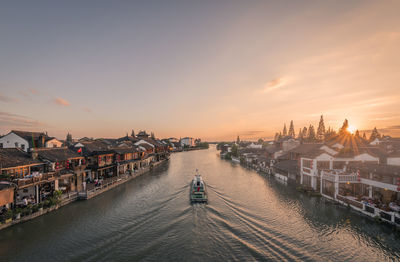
[11, 130, 48, 147]
[112, 147, 138, 154]
[289, 144, 322, 154]
[273, 160, 298, 174]
[0, 148, 43, 168]
[36, 148, 82, 162]
[78, 141, 114, 155]
[264, 145, 281, 154]
[347, 162, 400, 176]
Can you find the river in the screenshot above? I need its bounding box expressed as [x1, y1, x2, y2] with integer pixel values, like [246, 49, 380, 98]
[1, 146, 399, 262]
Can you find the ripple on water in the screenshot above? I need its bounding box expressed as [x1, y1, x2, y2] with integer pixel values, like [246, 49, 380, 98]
[1, 147, 400, 262]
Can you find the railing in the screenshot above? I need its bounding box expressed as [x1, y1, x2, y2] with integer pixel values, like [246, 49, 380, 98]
[322, 172, 358, 183]
[336, 195, 363, 209]
[338, 174, 358, 182]
[302, 167, 312, 175]
[364, 205, 375, 214]
[336, 194, 400, 226]
[13, 172, 57, 188]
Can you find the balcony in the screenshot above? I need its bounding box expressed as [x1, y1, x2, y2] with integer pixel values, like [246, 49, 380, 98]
[13, 172, 57, 188]
[321, 170, 358, 183]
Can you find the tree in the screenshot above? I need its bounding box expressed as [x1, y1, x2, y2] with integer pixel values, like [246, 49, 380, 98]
[317, 115, 326, 141]
[307, 125, 316, 141]
[66, 133, 72, 144]
[131, 129, 135, 137]
[339, 119, 349, 135]
[369, 127, 381, 141]
[302, 127, 308, 139]
[298, 128, 303, 140]
[325, 126, 336, 140]
[231, 144, 239, 157]
[288, 120, 295, 138]
[236, 136, 240, 144]
[282, 124, 287, 137]
[258, 138, 264, 144]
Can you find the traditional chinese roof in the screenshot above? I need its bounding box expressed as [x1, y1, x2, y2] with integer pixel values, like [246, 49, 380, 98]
[264, 145, 281, 154]
[289, 144, 322, 155]
[35, 148, 83, 162]
[0, 148, 43, 169]
[273, 160, 298, 174]
[112, 147, 138, 154]
[347, 162, 400, 176]
[76, 141, 114, 155]
[10, 130, 48, 147]
[137, 131, 150, 138]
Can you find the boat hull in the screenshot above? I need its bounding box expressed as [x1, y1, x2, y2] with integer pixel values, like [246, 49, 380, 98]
[190, 182, 208, 203]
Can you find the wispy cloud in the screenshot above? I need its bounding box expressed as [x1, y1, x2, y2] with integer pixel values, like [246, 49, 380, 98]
[263, 77, 287, 93]
[29, 88, 39, 95]
[0, 111, 47, 128]
[53, 97, 70, 106]
[82, 107, 92, 113]
[0, 93, 18, 103]
[239, 130, 264, 136]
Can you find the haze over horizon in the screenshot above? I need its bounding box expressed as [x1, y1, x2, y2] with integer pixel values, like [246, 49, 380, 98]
[1, 1, 399, 141]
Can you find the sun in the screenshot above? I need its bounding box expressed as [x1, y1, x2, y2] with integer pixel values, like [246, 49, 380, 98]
[347, 125, 357, 134]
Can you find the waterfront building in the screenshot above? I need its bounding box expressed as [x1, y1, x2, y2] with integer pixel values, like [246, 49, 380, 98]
[0, 130, 62, 152]
[0, 148, 47, 206]
[34, 147, 86, 194]
[180, 137, 195, 147]
[73, 140, 116, 182]
[300, 147, 378, 190]
[112, 146, 141, 175]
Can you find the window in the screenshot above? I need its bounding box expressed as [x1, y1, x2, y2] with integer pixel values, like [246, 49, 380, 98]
[15, 142, 19, 147]
[0, 143, 3, 148]
[21, 144, 25, 150]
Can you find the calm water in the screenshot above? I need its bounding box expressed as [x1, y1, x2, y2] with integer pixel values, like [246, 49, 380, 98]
[1, 146, 399, 262]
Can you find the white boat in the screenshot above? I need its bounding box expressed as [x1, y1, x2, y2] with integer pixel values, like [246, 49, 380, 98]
[190, 170, 208, 203]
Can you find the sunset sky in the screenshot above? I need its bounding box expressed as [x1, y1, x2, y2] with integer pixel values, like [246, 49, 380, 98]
[1, 1, 399, 141]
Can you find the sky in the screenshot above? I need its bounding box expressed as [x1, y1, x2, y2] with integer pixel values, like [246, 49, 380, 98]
[0, 0, 399, 141]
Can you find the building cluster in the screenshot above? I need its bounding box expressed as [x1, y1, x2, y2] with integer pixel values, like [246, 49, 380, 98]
[0, 129, 172, 222]
[219, 118, 400, 226]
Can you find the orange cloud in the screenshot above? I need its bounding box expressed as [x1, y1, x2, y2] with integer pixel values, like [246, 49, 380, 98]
[0, 111, 47, 128]
[0, 93, 18, 103]
[53, 97, 70, 106]
[263, 77, 287, 93]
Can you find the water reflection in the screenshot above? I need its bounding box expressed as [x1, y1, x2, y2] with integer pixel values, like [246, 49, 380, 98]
[0, 146, 399, 262]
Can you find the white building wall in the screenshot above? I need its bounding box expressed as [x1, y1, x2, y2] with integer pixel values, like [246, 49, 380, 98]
[387, 157, 400, 166]
[181, 138, 195, 147]
[0, 132, 29, 152]
[45, 139, 63, 148]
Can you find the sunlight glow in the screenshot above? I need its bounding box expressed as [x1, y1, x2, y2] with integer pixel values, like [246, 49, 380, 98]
[347, 125, 357, 134]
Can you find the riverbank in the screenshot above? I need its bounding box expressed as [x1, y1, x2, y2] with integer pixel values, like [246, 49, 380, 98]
[224, 155, 400, 229]
[0, 159, 168, 231]
[1, 147, 400, 261]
